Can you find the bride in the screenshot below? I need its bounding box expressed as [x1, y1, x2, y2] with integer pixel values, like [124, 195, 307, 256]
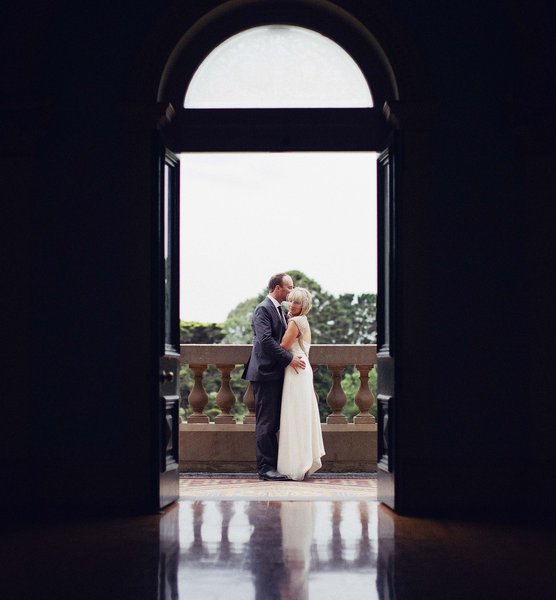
[277, 287, 325, 481]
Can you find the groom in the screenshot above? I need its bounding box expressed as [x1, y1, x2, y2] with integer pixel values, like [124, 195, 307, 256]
[243, 273, 306, 480]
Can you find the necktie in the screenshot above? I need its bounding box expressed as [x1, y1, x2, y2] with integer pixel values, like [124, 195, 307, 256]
[277, 305, 286, 326]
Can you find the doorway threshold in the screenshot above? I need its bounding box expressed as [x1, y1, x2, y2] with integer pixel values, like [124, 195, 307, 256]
[179, 473, 377, 501]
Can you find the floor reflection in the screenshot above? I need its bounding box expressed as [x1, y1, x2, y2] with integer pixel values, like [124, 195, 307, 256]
[172, 500, 378, 599]
[3, 498, 556, 599]
[280, 502, 313, 600]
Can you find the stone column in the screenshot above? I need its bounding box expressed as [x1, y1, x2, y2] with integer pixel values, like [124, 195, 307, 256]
[242, 382, 256, 424]
[354, 365, 376, 424]
[326, 365, 348, 424]
[187, 364, 209, 423]
[215, 364, 236, 424]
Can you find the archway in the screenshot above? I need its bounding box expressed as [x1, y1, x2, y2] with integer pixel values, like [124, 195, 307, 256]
[147, 0, 414, 511]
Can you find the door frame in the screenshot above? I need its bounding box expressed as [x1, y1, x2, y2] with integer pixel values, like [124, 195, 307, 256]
[142, 0, 422, 512]
[151, 142, 181, 509]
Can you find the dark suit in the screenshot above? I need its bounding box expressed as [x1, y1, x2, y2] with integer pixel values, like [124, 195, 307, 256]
[243, 296, 292, 474]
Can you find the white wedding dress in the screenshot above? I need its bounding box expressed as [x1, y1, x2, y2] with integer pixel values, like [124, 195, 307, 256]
[277, 315, 325, 480]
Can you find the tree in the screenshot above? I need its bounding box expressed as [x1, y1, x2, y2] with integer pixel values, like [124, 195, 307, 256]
[180, 321, 225, 344]
[335, 293, 377, 344]
[222, 297, 258, 343]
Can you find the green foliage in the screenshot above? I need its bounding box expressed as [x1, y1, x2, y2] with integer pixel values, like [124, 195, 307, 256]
[335, 293, 377, 344]
[180, 321, 225, 344]
[222, 297, 259, 343]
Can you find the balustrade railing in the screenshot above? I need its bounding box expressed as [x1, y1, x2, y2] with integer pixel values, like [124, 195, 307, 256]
[180, 344, 376, 424]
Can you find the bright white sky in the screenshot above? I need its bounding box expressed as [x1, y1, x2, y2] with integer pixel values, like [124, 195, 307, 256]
[179, 152, 377, 323]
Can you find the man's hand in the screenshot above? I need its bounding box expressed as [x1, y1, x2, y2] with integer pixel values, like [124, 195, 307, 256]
[290, 355, 306, 373]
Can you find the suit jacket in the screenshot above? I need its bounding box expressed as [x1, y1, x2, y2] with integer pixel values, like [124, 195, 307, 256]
[243, 296, 293, 382]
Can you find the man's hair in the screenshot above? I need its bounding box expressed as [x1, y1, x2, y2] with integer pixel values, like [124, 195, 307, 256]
[268, 272, 287, 292]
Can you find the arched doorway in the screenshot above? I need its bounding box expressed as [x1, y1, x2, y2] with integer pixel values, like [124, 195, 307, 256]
[151, 0, 408, 510]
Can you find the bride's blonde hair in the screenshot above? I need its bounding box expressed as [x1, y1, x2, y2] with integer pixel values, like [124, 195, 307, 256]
[287, 287, 312, 315]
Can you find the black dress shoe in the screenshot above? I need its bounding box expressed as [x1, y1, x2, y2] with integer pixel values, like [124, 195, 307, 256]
[259, 469, 289, 481]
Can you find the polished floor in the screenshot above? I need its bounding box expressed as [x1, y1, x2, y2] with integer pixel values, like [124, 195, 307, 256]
[2, 477, 556, 599]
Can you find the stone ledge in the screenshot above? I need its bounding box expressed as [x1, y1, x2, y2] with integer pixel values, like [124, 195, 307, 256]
[180, 423, 377, 473]
[180, 344, 377, 366]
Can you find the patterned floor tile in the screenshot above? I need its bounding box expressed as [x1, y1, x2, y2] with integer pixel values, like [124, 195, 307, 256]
[179, 476, 377, 501]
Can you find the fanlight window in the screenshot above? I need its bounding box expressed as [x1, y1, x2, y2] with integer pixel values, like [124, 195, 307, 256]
[184, 25, 373, 108]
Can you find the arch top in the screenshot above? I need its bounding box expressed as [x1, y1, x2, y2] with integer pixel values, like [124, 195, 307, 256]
[184, 25, 374, 109]
[158, 0, 399, 110]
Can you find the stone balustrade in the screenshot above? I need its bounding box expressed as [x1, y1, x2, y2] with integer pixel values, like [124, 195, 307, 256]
[180, 344, 377, 472]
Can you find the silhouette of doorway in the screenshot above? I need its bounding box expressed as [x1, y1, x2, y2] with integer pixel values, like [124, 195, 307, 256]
[156, 3, 398, 508]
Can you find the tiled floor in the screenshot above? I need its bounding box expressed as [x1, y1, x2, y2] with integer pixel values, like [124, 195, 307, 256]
[2, 476, 556, 599]
[180, 474, 377, 500]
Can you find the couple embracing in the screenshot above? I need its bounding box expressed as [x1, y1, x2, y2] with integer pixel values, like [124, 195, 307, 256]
[243, 273, 325, 481]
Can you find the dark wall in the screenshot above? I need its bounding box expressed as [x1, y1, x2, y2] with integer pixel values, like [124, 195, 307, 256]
[2, 0, 172, 511]
[2, 0, 555, 516]
[387, 0, 556, 516]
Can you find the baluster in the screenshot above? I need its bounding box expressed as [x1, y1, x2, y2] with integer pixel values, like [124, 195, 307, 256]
[354, 364, 376, 424]
[187, 364, 209, 423]
[242, 382, 256, 424]
[215, 364, 236, 424]
[326, 365, 348, 424]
